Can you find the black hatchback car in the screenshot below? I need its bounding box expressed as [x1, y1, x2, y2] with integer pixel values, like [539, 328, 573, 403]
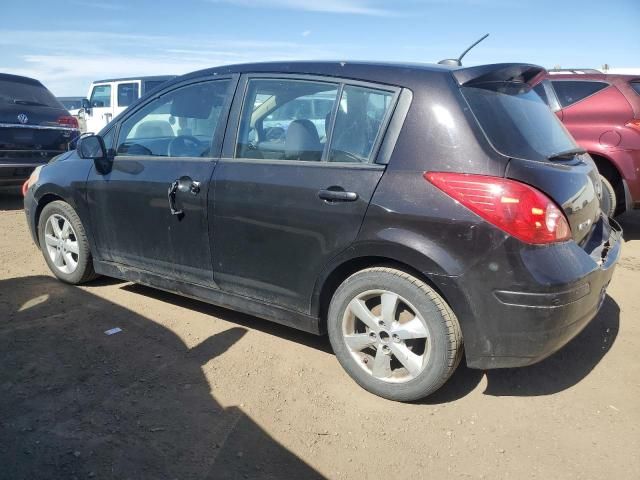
[1, 73, 79, 186]
[23, 61, 621, 401]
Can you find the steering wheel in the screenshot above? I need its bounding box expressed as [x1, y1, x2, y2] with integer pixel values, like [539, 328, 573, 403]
[168, 135, 205, 157]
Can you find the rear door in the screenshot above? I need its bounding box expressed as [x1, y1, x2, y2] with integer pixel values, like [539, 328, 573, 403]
[86, 76, 236, 285]
[212, 75, 398, 312]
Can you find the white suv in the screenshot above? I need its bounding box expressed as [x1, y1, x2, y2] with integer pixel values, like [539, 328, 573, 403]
[81, 76, 175, 133]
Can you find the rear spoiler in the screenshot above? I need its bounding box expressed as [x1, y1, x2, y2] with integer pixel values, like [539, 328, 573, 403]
[453, 63, 547, 88]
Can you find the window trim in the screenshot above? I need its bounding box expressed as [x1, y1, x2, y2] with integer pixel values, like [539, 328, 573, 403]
[225, 73, 401, 165]
[110, 74, 239, 161]
[549, 79, 611, 109]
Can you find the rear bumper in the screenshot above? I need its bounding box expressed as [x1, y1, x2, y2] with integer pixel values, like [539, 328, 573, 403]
[436, 216, 622, 369]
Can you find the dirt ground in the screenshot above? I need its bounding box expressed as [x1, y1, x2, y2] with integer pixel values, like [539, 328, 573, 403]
[1, 186, 639, 480]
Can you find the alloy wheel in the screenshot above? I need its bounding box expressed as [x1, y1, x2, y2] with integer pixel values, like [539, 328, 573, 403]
[43, 214, 80, 274]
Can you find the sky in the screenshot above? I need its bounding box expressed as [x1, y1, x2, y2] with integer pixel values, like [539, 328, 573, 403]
[1, 0, 639, 96]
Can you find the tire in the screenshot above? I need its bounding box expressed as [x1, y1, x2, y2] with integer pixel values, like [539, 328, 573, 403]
[327, 267, 463, 402]
[37, 200, 98, 284]
[599, 175, 617, 218]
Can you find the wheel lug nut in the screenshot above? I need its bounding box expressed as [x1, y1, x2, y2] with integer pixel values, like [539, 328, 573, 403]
[378, 320, 385, 327]
[392, 334, 400, 343]
[369, 332, 376, 338]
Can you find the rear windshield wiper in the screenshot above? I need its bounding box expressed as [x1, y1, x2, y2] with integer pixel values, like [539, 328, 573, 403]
[547, 147, 586, 161]
[13, 99, 49, 107]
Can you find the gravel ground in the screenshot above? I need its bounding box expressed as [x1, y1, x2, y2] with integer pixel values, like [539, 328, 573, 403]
[1, 186, 639, 479]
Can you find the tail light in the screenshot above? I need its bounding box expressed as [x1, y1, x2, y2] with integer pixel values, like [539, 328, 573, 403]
[425, 172, 571, 244]
[626, 119, 640, 132]
[57, 115, 79, 129]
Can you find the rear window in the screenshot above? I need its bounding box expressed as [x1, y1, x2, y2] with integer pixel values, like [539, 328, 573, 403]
[462, 82, 578, 161]
[550, 80, 609, 108]
[0, 79, 62, 108]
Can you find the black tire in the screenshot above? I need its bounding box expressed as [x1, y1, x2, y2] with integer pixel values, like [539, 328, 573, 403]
[599, 175, 617, 218]
[327, 267, 463, 402]
[37, 200, 98, 284]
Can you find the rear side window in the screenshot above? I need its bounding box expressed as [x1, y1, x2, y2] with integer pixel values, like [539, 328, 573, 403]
[116, 79, 230, 157]
[462, 82, 578, 161]
[329, 85, 394, 163]
[117, 83, 139, 107]
[90, 85, 111, 108]
[550, 80, 609, 108]
[236, 78, 340, 162]
[144, 80, 167, 95]
[0, 79, 62, 108]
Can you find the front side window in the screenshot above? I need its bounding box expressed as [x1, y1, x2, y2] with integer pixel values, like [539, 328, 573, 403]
[550, 80, 609, 108]
[116, 79, 230, 157]
[630, 81, 640, 96]
[329, 85, 394, 163]
[117, 83, 139, 107]
[236, 79, 339, 161]
[90, 85, 111, 108]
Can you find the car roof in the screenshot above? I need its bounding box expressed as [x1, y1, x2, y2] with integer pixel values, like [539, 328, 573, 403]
[176, 60, 459, 87]
[547, 72, 640, 82]
[0, 73, 43, 86]
[92, 75, 177, 84]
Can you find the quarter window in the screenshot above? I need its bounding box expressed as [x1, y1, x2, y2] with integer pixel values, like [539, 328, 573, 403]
[236, 79, 339, 161]
[116, 79, 230, 157]
[550, 80, 609, 108]
[89, 85, 111, 108]
[328, 85, 394, 163]
[117, 83, 139, 107]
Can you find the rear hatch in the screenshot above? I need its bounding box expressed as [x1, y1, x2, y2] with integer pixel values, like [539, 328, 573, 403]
[455, 64, 601, 245]
[0, 75, 78, 160]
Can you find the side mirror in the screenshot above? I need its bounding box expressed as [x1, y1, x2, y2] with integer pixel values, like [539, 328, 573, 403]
[81, 98, 91, 110]
[77, 134, 107, 160]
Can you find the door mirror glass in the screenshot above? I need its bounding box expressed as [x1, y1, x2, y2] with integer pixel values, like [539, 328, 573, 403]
[77, 134, 107, 160]
[81, 98, 91, 110]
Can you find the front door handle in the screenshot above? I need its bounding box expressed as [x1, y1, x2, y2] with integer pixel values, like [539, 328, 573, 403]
[168, 180, 183, 216]
[318, 189, 358, 202]
[168, 176, 201, 216]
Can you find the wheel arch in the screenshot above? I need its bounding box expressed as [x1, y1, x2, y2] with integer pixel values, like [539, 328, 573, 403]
[589, 151, 626, 213]
[312, 247, 465, 337]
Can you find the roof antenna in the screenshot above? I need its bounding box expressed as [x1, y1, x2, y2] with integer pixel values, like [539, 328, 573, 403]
[438, 33, 489, 67]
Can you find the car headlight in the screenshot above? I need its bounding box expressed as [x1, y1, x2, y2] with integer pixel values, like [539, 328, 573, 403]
[22, 166, 43, 197]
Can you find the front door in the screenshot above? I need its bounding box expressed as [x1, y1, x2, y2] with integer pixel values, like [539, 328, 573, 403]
[212, 76, 398, 312]
[84, 83, 113, 133]
[86, 77, 235, 285]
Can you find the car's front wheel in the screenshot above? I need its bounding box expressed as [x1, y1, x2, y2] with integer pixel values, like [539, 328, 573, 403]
[327, 267, 462, 402]
[38, 200, 98, 284]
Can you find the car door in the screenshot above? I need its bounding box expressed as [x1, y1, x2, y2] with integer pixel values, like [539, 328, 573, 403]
[212, 75, 399, 312]
[84, 83, 113, 133]
[114, 80, 141, 118]
[86, 76, 236, 285]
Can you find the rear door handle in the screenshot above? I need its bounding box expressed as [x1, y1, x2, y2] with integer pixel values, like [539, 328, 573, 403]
[318, 189, 358, 202]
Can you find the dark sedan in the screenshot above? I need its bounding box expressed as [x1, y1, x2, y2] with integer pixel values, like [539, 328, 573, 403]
[1, 73, 79, 186]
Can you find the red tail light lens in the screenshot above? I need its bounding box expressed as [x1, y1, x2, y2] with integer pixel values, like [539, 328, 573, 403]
[57, 115, 79, 128]
[425, 172, 572, 244]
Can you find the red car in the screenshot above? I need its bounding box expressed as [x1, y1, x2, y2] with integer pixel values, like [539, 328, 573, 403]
[535, 72, 640, 216]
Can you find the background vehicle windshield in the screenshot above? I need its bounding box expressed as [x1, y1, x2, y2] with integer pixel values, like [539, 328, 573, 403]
[0, 79, 62, 108]
[462, 82, 578, 161]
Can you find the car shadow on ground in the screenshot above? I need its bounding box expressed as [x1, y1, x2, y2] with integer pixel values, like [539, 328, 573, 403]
[0, 187, 23, 211]
[618, 211, 640, 241]
[421, 295, 620, 403]
[0, 275, 324, 479]
[122, 283, 333, 354]
[121, 279, 619, 405]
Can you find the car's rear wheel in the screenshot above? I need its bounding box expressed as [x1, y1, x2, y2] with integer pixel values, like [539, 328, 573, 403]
[38, 201, 98, 284]
[599, 174, 617, 218]
[327, 267, 462, 401]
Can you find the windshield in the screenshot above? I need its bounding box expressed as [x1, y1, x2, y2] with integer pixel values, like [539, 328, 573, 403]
[0, 79, 63, 108]
[462, 82, 578, 161]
